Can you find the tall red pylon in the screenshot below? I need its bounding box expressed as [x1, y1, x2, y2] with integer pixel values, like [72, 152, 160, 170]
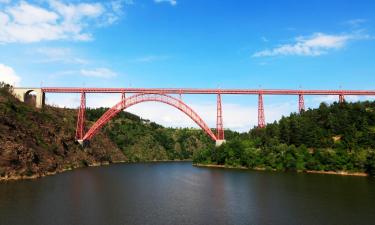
[258, 94, 265, 128]
[299, 94, 305, 113]
[76, 92, 86, 140]
[216, 94, 224, 140]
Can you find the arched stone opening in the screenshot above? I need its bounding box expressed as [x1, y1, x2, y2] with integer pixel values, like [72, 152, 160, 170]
[24, 90, 37, 106]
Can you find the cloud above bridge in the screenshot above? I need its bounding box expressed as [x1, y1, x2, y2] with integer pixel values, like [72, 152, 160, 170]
[0, 64, 21, 85]
[34, 47, 89, 64]
[154, 0, 177, 6]
[0, 0, 125, 43]
[80, 68, 118, 78]
[253, 32, 370, 57]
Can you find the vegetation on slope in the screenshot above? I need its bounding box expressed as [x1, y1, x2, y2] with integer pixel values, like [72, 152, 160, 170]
[194, 101, 375, 176]
[0, 83, 125, 179]
[0, 83, 216, 179]
[3, 81, 374, 179]
[86, 108, 215, 162]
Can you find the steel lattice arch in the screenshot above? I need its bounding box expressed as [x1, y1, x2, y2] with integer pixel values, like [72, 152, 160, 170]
[81, 93, 218, 142]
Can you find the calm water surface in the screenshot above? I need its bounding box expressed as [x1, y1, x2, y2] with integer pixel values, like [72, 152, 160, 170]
[1, 162, 374, 225]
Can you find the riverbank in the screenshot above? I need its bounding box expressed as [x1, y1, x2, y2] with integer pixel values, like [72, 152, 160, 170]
[0, 160, 120, 181]
[0, 159, 194, 181]
[2, 160, 369, 181]
[193, 163, 369, 177]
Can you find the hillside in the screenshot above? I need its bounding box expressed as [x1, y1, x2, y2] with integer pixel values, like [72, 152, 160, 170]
[86, 107, 215, 162]
[194, 101, 375, 176]
[0, 84, 127, 180]
[250, 101, 375, 149]
[0, 83, 214, 180]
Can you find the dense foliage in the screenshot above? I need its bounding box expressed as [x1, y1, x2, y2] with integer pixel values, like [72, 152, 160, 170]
[194, 101, 375, 175]
[251, 102, 375, 149]
[86, 108, 216, 162]
[85, 107, 245, 162]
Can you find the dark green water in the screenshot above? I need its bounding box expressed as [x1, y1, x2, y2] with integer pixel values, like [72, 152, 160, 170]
[0, 162, 374, 225]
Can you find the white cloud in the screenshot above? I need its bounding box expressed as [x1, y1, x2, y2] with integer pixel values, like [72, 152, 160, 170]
[154, 0, 177, 6]
[6, 1, 59, 25]
[253, 32, 367, 57]
[345, 19, 367, 27]
[131, 55, 170, 63]
[0, 63, 21, 85]
[80, 68, 117, 78]
[0, 0, 123, 43]
[0, 0, 11, 4]
[35, 47, 88, 64]
[37, 47, 71, 58]
[312, 95, 342, 103]
[48, 67, 119, 79]
[311, 95, 368, 104]
[48, 0, 104, 21]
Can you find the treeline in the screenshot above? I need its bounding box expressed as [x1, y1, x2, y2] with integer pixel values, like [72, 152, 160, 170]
[194, 102, 375, 175]
[251, 102, 375, 149]
[85, 108, 247, 162]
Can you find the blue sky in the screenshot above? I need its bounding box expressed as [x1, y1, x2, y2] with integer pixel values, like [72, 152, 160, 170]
[0, 0, 374, 131]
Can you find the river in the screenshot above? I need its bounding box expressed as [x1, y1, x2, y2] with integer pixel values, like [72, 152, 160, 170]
[0, 162, 374, 225]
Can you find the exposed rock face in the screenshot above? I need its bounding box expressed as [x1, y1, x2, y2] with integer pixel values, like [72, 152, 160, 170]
[0, 89, 126, 180]
[0, 84, 215, 180]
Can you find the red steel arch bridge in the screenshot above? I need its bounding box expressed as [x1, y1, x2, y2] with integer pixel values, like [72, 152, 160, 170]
[39, 87, 375, 146]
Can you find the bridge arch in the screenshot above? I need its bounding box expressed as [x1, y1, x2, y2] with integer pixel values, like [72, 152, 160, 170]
[12, 88, 45, 108]
[82, 93, 217, 142]
[24, 90, 37, 106]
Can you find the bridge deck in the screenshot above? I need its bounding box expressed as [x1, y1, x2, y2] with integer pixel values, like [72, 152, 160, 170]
[41, 88, 375, 95]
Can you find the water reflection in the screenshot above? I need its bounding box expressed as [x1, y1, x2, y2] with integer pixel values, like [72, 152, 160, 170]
[0, 163, 374, 225]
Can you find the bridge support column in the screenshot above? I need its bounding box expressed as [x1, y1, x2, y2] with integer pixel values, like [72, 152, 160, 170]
[298, 94, 305, 113]
[34, 90, 45, 108]
[76, 92, 86, 141]
[121, 92, 126, 108]
[215, 139, 226, 147]
[339, 94, 345, 103]
[216, 94, 225, 143]
[258, 94, 265, 128]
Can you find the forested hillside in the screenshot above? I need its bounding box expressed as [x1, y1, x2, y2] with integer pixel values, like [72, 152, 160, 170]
[194, 101, 375, 175]
[0, 83, 214, 180]
[3, 80, 374, 179]
[251, 102, 375, 149]
[0, 83, 125, 180]
[86, 108, 215, 162]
